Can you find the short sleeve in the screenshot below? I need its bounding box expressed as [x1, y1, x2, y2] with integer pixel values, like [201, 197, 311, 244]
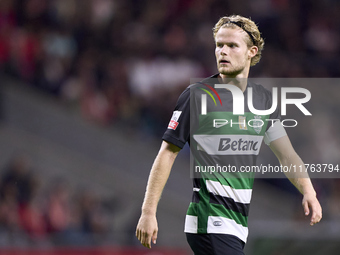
[162, 87, 191, 149]
[264, 121, 287, 145]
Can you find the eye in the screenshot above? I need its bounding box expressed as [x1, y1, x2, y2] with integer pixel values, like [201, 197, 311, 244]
[216, 43, 223, 48]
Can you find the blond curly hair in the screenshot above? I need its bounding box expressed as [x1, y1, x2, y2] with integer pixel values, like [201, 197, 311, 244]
[213, 15, 264, 66]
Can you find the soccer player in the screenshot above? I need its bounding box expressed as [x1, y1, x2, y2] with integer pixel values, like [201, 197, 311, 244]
[135, 15, 322, 255]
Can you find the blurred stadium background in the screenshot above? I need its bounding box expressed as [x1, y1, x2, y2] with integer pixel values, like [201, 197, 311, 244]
[0, 0, 340, 254]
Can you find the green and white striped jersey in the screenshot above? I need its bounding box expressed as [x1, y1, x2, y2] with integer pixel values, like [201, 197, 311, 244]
[162, 74, 286, 243]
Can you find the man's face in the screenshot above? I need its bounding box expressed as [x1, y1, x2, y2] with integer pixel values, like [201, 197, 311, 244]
[215, 26, 255, 78]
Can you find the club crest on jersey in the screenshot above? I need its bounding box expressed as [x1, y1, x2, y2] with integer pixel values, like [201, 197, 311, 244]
[239, 116, 247, 130]
[252, 115, 262, 134]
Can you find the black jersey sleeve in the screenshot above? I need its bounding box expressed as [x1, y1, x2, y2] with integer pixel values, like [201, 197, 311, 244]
[264, 87, 281, 132]
[162, 87, 191, 149]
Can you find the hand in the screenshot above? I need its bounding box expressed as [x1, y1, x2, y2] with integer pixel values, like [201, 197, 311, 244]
[302, 193, 322, 226]
[136, 213, 158, 248]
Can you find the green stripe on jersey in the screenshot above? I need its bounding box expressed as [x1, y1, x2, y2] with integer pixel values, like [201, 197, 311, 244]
[194, 159, 255, 189]
[196, 111, 270, 136]
[201, 171, 254, 190]
[208, 172, 254, 189]
[197, 178, 210, 233]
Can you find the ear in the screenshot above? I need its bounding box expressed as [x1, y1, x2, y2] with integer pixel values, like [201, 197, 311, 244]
[248, 46, 258, 59]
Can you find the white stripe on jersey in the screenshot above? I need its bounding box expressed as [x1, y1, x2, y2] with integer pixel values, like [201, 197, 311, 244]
[206, 180, 252, 204]
[207, 216, 248, 243]
[193, 134, 263, 155]
[184, 215, 198, 233]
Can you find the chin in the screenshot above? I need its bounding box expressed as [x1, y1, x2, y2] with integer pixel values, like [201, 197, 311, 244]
[219, 67, 244, 76]
[220, 71, 241, 78]
[219, 67, 231, 73]
[219, 69, 235, 75]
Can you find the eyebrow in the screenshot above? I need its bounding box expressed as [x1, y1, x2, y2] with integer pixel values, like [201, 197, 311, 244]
[216, 41, 238, 46]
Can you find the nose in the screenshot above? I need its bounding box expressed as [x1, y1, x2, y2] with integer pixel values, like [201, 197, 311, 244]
[220, 45, 228, 55]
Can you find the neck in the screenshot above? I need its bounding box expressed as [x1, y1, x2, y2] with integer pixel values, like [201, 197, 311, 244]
[219, 64, 250, 92]
[218, 74, 248, 92]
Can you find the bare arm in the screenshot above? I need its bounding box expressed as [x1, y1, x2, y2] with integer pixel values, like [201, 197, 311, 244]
[269, 136, 322, 226]
[136, 141, 181, 248]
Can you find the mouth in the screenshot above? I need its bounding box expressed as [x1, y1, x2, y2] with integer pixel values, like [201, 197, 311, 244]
[219, 60, 230, 65]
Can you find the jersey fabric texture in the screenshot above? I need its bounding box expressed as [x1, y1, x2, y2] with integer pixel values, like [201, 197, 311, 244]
[162, 74, 286, 243]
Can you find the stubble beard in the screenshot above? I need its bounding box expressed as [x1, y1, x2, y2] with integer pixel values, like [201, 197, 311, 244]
[218, 64, 245, 77]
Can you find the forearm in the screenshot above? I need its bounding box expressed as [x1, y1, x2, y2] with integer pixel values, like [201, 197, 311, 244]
[141, 142, 179, 215]
[269, 134, 322, 225]
[280, 153, 316, 196]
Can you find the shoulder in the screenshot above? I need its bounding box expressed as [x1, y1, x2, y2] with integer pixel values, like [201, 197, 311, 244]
[187, 73, 221, 92]
[180, 74, 220, 98]
[249, 81, 271, 94]
[248, 81, 273, 100]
